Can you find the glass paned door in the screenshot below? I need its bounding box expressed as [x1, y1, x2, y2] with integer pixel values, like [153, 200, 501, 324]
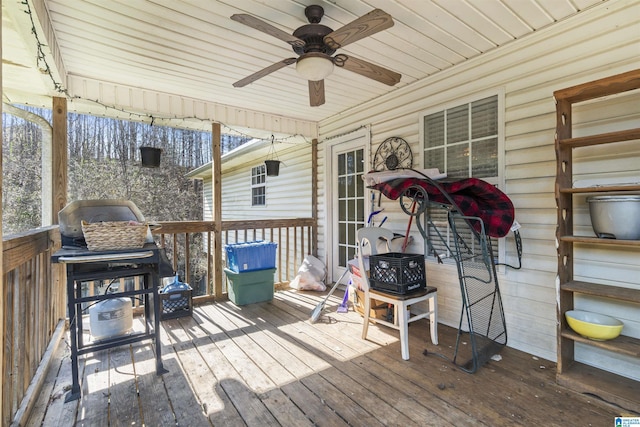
[335, 148, 365, 273]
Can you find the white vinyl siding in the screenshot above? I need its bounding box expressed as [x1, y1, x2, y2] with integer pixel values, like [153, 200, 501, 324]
[201, 142, 313, 221]
[316, 0, 639, 373]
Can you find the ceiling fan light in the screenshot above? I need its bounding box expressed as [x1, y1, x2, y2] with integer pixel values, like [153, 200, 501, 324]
[296, 54, 334, 81]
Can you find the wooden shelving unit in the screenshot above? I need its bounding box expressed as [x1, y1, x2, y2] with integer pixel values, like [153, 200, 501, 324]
[555, 69, 640, 413]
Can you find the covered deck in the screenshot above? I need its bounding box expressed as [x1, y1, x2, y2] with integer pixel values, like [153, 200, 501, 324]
[28, 289, 619, 426]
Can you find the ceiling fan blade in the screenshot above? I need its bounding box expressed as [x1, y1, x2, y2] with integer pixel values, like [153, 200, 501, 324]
[233, 58, 297, 87]
[338, 55, 401, 86]
[231, 14, 305, 48]
[309, 80, 325, 106]
[324, 9, 393, 50]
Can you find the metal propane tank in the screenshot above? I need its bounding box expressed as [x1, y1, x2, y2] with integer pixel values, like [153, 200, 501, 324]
[89, 297, 133, 340]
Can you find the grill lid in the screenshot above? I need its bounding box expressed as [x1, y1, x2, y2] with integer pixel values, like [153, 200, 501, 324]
[58, 199, 146, 239]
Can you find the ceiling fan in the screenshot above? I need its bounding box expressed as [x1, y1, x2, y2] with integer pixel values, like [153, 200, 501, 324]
[231, 5, 401, 107]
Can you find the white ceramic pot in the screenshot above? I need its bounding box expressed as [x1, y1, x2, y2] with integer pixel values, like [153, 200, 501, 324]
[588, 195, 640, 240]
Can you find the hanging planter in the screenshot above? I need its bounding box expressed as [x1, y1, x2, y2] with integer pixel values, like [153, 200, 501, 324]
[140, 146, 162, 168]
[264, 135, 282, 176]
[265, 160, 281, 176]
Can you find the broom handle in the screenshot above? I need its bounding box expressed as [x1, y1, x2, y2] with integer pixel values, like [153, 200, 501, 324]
[401, 199, 417, 252]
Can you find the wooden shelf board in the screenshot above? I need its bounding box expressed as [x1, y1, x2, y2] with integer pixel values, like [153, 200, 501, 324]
[561, 280, 640, 303]
[557, 362, 640, 414]
[561, 328, 640, 358]
[559, 184, 640, 194]
[557, 128, 640, 148]
[559, 235, 640, 247]
[553, 69, 640, 103]
[558, 128, 640, 148]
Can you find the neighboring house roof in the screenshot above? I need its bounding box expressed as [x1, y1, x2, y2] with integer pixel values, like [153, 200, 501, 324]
[187, 137, 298, 179]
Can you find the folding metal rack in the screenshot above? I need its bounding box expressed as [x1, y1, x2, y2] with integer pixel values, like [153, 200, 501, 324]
[396, 172, 508, 373]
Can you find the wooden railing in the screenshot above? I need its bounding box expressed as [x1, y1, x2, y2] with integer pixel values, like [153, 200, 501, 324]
[2, 226, 65, 427]
[153, 218, 315, 300]
[222, 218, 315, 284]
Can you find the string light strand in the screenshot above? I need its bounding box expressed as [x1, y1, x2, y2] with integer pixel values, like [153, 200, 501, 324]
[17, 0, 311, 145]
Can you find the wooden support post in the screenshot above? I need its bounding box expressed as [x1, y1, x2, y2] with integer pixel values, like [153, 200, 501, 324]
[52, 97, 68, 221]
[311, 138, 318, 257]
[211, 123, 223, 298]
[0, 39, 4, 424]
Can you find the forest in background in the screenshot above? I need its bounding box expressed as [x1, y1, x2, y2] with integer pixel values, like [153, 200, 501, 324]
[2, 105, 250, 235]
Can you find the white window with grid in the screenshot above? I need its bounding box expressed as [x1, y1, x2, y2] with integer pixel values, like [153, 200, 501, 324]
[420, 92, 505, 263]
[251, 164, 266, 206]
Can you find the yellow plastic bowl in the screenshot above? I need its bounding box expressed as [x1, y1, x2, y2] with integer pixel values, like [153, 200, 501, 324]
[565, 310, 623, 341]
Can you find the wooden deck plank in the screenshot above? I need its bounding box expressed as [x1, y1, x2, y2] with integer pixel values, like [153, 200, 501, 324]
[332, 354, 449, 425]
[300, 373, 386, 427]
[275, 289, 398, 348]
[172, 306, 279, 425]
[271, 291, 474, 426]
[268, 295, 381, 358]
[295, 292, 492, 426]
[237, 302, 337, 372]
[355, 354, 481, 426]
[170, 316, 247, 426]
[205, 302, 299, 385]
[130, 343, 179, 427]
[75, 350, 109, 426]
[448, 335, 620, 424]
[24, 289, 633, 426]
[176, 310, 307, 425]
[318, 363, 421, 426]
[241, 295, 444, 426]
[157, 325, 214, 426]
[259, 387, 316, 427]
[169, 315, 246, 426]
[280, 380, 350, 427]
[43, 346, 80, 426]
[313, 290, 533, 426]
[231, 299, 399, 426]
[403, 318, 620, 426]
[202, 302, 322, 426]
[108, 346, 143, 427]
[24, 342, 72, 427]
[197, 303, 279, 393]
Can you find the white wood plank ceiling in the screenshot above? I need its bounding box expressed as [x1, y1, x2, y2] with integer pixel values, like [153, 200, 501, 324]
[3, 0, 606, 131]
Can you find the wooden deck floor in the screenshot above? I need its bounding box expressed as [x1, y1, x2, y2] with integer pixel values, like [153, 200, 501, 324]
[27, 288, 633, 426]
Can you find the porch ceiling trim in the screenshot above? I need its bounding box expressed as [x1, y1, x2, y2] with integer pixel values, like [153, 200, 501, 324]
[65, 76, 318, 138]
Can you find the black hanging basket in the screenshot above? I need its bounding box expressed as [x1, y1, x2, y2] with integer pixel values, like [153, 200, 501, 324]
[265, 160, 281, 176]
[140, 146, 162, 168]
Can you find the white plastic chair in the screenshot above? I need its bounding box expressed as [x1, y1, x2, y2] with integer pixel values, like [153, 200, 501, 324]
[356, 227, 438, 360]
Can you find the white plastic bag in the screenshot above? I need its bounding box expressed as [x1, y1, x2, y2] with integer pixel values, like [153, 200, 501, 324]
[290, 255, 327, 291]
[290, 270, 326, 291]
[299, 254, 326, 279]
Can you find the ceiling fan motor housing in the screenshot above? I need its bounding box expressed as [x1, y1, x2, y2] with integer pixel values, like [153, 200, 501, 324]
[292, 25, 335, 55]
[292, 5, 336, 55]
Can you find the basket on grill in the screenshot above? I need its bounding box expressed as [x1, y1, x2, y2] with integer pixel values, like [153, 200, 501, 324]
[81, 220, 148, 251]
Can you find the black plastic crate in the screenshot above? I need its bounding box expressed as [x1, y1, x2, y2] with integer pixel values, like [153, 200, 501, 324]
[369, 252, 426, 294]
[159, 288, 193, 320]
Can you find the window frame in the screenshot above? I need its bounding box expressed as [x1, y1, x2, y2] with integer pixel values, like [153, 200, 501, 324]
[251, 164, 266, 207]
[418, 89, 506, 265]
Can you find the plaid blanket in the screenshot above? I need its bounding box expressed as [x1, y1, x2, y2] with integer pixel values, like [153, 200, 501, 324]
[370, 177, 514, 238]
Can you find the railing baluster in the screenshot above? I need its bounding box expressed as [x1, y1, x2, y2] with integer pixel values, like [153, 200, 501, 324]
[148, 219, 313, 299]
[185, 233, 191, 284]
